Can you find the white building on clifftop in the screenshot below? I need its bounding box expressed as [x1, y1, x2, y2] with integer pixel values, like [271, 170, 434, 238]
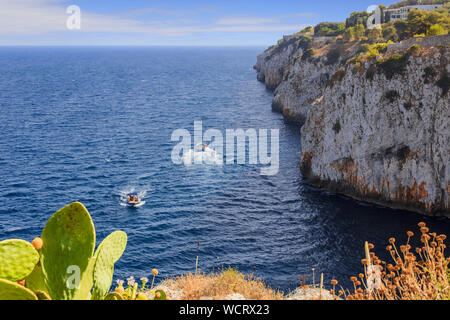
[385, 4, 443, 22]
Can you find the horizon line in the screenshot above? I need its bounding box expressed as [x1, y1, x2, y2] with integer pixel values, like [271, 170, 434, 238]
[0, 44, 270, 48]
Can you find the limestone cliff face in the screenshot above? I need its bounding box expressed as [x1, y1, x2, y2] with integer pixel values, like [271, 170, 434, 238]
[254, 35, 304, 90]
[271, 56, 337, 122]
[256, 36, 361, 122]
[300, 47, 449, 216]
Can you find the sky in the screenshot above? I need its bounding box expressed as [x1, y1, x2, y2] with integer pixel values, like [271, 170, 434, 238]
[0, 0, 400, 46]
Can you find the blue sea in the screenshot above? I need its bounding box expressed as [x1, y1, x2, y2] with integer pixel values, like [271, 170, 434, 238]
[0, 46, 448, 291]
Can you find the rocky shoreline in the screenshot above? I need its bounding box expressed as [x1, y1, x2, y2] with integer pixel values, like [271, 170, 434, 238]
[255, 34, 450, 217]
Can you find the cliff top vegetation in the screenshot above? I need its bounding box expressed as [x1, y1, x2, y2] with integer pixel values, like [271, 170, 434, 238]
[292, 0, 449, 42]
[266, 0, 449, 66]
[388, 0, 448, 9]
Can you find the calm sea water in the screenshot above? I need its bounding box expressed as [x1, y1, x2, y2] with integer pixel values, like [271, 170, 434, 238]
[0, 47, 448, 291]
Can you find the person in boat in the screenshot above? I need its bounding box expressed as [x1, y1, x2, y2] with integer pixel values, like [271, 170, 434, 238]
[196, 143, 207, 152]
[128, 194, 139, 203]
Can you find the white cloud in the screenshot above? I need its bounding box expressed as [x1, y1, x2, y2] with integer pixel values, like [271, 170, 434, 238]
[0, 0, 67, 34]
[216, 17, 279, 26]
[0, 0, 312, 38]
[216, 12, 317, 26]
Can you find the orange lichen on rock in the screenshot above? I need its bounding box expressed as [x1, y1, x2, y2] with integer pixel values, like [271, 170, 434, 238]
[396, 179, 430, 208]
[332, 157, 359, 186]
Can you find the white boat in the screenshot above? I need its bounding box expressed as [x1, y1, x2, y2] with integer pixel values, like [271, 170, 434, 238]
[125, 194, 145, 208]
[182, 144, 222, 165]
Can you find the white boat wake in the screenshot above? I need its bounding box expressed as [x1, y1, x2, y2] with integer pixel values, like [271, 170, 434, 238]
[182, 144, 223, 166]
[119, 187, 149, 208]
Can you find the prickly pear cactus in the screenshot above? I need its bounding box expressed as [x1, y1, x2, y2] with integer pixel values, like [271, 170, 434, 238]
[154, 289, 167, 300]
[35, 290, 52, 300]
[40, 202, 96, 300]
[92, 231, 127, 300]
[72, 257, 96, 300]
[0, 239, 39, 281]
[25, 265, 48, 294]
[0, 279, 38, 300]
[104, 292, 124, 300]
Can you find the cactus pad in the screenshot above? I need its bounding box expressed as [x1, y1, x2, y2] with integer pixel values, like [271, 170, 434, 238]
[72, 257, 96, 300]
[35, 290, 52, 300]
[154, 289, 167, 300]
[0, 279, 38, 300]
[92, 231, 127, 300]
[104, 292, 124, 300]
[25, 264, 49, 294]
[41, 202, 96, 300]
[0, 239, 39, 281]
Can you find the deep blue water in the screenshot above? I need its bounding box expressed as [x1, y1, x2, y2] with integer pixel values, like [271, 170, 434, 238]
[0, 47, 448, 292]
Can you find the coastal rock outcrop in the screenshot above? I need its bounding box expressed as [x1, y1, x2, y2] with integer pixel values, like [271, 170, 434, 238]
[271, 55, 337, 122]
[256, 34, 450, 216]
[254, 35, 305, 91]
[256, 36, 360, 122]
[300, 46, 449, 216]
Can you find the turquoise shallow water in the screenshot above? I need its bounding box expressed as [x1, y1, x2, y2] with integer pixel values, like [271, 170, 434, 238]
[0, 46, 448, 291]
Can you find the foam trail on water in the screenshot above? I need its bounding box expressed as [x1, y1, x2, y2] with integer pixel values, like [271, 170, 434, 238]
[118, 183, 151, 207]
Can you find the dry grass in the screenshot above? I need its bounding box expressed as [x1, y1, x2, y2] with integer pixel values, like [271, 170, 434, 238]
[115, 224, 448, 301]
[342, 222, 449, 300]
[159, 268, 284, 300]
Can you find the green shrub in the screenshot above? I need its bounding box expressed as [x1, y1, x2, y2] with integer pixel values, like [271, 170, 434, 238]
[358, 43, 371, 53]
[427, 24, 447, 36]
[298, 26, 314, 34]
[407, 9, 450, 38]
[314, 22, 346, 36]
[377, 45, 418, 79]
[346, 11, 370, 28]
[374, 42, 389, 54]
[393, 20, 411, 40]
[366, 28, 383, 41]
[408, 44, 421, 54]
[343, 24, 366, 41]
[360, 42, 389, 60]
[382, 25, 399, 42]
[390, 9, 450, 41]
[366, 48, 380, 59]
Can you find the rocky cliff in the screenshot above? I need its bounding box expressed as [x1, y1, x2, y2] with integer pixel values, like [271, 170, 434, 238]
[256, 35, 450, 216]
[254, 35, 305, 91]
[256, 36, 361, 122]
[301, 46, 449, 216]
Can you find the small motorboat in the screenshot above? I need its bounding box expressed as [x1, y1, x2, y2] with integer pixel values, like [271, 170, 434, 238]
[195, 143, 208, 152]
[182, 143, 222, 165]
[127, 193, 142, 207]
[120, 192, 146, 208]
